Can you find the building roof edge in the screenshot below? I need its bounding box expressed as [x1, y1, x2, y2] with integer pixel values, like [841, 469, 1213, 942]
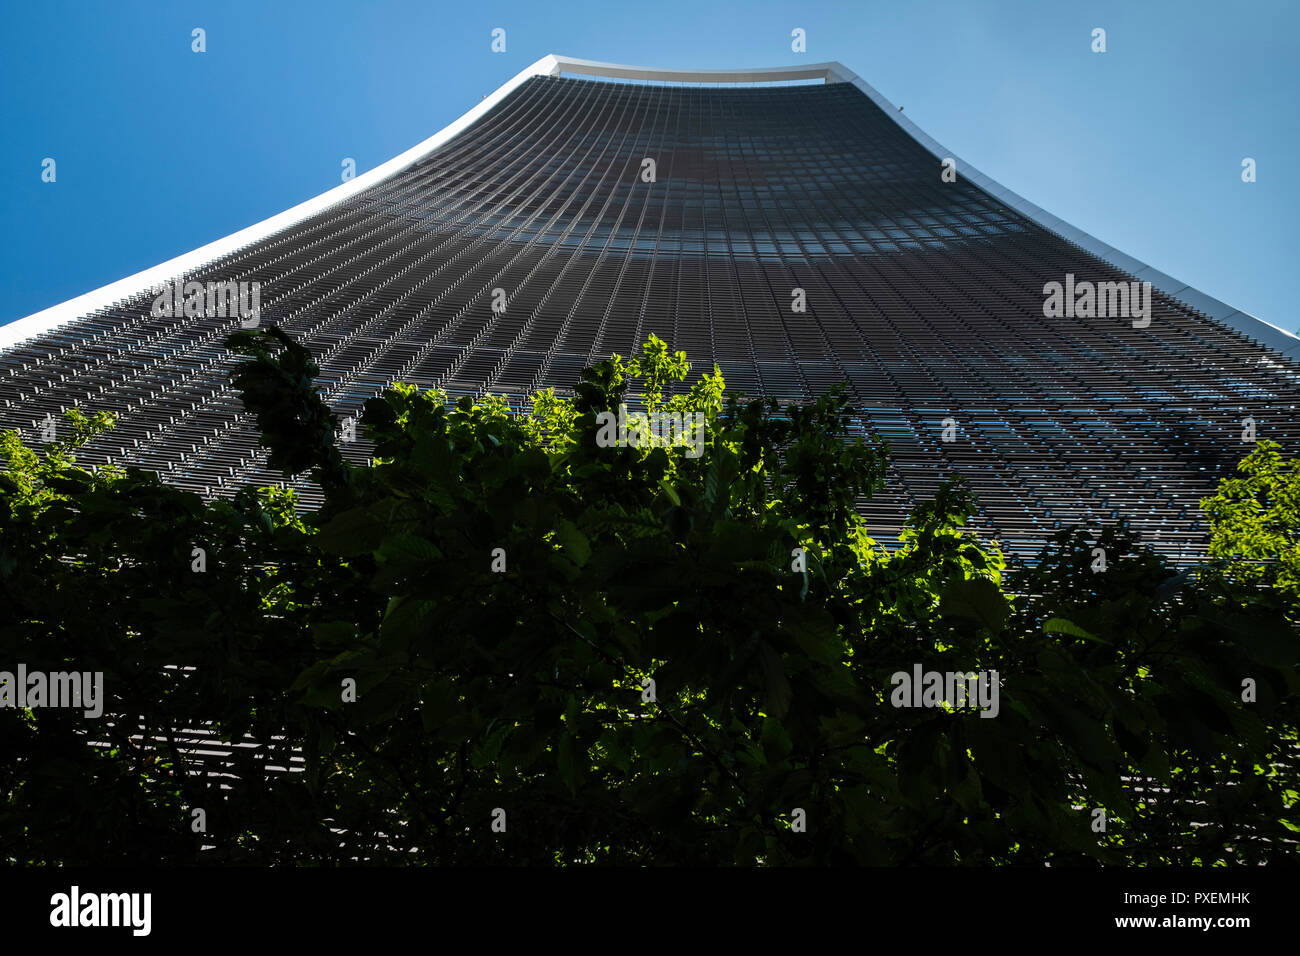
[6, 54, 1295, 362]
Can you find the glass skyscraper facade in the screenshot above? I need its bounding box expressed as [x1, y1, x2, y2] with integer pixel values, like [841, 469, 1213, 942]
[3, 62, 1298, 560]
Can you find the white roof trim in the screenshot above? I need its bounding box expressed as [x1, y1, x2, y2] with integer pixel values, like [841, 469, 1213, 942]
[6, 54, 1296, 362]
[544, 55, 854, 85]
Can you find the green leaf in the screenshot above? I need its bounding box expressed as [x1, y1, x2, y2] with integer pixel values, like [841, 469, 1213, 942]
[658, 480, 681, 507]
[316, 506, 387, 556]
[1043, 617, 1108, 643]
[761, 716, 793, 762]
[554, 519, 591, 566]
[939, 576, 1009, 633]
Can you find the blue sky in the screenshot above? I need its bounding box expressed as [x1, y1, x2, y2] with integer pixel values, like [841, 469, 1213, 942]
[3, 0, 1297, 331]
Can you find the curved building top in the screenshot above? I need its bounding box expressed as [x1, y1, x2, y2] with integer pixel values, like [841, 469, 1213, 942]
[2, 53, 1296, 358]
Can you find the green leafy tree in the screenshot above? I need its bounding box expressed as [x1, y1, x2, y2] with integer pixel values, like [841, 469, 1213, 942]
[1202, 439, 1300, 601]
[1, 329, 1295, 865]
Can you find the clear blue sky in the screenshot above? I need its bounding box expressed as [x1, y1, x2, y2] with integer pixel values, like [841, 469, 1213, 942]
[3, 0, 1296, 332]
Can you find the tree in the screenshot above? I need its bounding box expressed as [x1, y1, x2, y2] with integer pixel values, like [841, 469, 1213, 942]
[1, 328, 1295, 865]
[1202, 438, 1300, 602]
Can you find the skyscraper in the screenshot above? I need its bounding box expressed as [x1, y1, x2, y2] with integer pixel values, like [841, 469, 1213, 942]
[3, 55, 1297, 560]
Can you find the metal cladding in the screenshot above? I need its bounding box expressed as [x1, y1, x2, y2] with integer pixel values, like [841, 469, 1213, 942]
[3, 69, 1299, 561]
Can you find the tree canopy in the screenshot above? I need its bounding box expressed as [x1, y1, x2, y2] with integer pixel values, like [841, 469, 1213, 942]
[1, 328, 1296, 865]
[1202, 438, 1300, 600]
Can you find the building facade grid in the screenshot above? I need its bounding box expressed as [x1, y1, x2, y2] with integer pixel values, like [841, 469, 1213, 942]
[3, 71, 1298, 561]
